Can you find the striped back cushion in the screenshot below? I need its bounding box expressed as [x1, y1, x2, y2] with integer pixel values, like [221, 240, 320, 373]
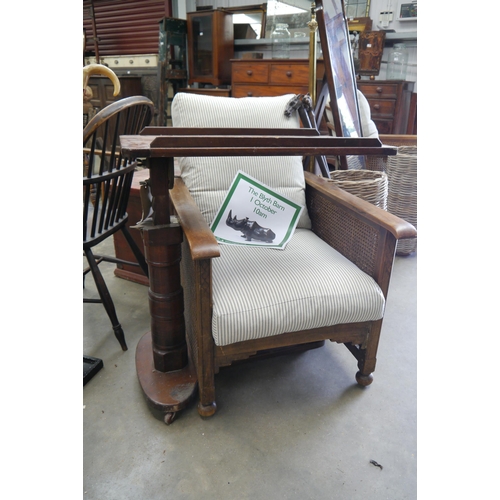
[171, 93, 312, 229]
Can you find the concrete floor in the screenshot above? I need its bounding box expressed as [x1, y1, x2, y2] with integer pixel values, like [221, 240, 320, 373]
[83, 237, 417, 500]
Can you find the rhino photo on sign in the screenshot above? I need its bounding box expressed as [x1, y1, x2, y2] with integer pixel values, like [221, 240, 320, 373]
[211, 171, 303, 250]
[226, 210, 276, 243]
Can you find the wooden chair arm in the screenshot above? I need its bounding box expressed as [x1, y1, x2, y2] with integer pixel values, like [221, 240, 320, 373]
[305, 171, 416, 240]
[170, 177, 220, 261]
[171, 172, 417, 258]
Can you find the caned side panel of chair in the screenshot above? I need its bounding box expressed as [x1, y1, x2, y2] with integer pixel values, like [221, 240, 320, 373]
[306, 181, 400, 300]
[307, 184, 381, 278]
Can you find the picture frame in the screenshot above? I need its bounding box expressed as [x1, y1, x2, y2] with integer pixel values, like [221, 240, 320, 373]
[358, 30, 386, 76]
[398, 1, 417, 21]
[315, 0, 362, 139]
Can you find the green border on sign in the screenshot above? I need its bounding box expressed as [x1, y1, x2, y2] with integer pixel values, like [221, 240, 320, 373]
[211, 171, 303, 249]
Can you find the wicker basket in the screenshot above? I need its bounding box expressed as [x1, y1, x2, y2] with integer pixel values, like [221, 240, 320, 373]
[328, 169, 388, 210]
[386, 146, 417, 255]
[346, 155, 365, 170]
[365, 136, 418, 173]
[365, 154, 387, 172]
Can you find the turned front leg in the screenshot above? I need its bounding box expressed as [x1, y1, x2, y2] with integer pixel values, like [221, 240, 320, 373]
[353, 320, 383, 387]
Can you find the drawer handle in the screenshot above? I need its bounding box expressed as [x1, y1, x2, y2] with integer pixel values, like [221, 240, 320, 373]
[286, 71, 292, 77]
[246, 70, 253, 76]
[376, 87, 383, 93]
[373, 104, 381, 110]
[247, 92, 253, 97]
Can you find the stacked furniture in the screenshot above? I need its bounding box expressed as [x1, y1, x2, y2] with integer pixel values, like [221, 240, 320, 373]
[120, 92, 417, 423]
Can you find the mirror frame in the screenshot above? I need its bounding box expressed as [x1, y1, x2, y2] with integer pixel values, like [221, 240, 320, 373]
[224, 4, 267, 39]
[316, 0, 362, 139]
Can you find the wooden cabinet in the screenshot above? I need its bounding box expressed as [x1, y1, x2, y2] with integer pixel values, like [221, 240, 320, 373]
[231, 59, 324, 98]
[87, 76, 143, 112]
[356, 80, 414, 134]
[85, 75, 144, 127]
[112, 169, 150, 286]
[187, 10, 233, 86]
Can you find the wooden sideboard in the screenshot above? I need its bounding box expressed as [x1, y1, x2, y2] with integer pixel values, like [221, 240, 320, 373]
[231, 60, 414, 135]
[231, 59, 324, 98]
[356, 80, 414, 135]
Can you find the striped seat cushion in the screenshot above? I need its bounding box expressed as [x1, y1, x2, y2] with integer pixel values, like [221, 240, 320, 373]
[171, 92, 312, 229]
[211, 229, 385, 346]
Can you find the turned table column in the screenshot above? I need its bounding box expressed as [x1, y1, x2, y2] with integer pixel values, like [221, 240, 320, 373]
[134, 156, 197, 425]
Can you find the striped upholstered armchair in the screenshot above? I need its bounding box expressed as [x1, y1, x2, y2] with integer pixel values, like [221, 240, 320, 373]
[169, 92, 416, 418]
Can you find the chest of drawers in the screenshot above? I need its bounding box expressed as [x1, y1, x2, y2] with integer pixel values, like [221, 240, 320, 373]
[356, 80, 414, 134]
[231, 61, 414, 135]
[231, 59, 321, 98]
